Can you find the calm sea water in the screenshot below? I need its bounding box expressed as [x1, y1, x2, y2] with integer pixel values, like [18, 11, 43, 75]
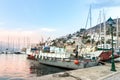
[0, 54, 68, 80]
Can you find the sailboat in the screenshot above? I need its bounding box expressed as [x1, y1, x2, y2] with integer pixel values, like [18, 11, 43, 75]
[14, 38, 21, 54]
[6, 36, 10, 54]
[113, 18, 120, 61]
[94, 16, 120, 61]
[79, 8, 120, 61]
[97, 10, 111, 50]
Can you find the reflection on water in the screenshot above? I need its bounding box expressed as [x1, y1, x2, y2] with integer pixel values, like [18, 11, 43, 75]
[0, 54, 68, 80]
[29, 60, 68, 77]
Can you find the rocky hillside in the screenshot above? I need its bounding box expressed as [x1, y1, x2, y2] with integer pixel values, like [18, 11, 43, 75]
[47, 18, 120, 48]
[89, 18, 120, 35]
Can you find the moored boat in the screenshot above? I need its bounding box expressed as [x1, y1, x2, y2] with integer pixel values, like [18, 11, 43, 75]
[36, 46, 99, 69]
[26, 47, 39, 60]
[80, 46, 120, 62]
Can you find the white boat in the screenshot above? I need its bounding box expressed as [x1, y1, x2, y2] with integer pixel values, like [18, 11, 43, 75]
[36, 46, 99, 69]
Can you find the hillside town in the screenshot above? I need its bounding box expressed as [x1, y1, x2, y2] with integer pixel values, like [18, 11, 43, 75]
[30, 18, 120, 54]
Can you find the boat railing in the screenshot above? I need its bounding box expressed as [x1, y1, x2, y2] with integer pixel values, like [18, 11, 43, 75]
[39, 52, 71, 59]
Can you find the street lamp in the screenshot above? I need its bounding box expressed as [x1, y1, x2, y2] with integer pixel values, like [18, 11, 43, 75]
[107, 17, 116, 71]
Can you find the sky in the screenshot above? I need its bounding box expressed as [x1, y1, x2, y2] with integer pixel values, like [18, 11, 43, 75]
[0, 0, 120, 47]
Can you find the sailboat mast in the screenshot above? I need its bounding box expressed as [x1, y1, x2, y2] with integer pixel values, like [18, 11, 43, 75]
[27, 37, 30, 48]
[13, 39, 14, 52]
[0, 41, 1, 51]
[12, 38, 14, 53]
[89, 5, 92, 46]
[99, 11, 102, 45]
[90, 5, 92, 30]
[116, 17, 119, 48]
[18, 37, 20, 50]
[8, 36, 9, 51]
[24, 36, 26, 48]
[103, 10, 106, 48]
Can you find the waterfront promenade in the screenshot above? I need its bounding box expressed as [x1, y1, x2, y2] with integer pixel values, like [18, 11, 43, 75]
[28, 62, 120, 80]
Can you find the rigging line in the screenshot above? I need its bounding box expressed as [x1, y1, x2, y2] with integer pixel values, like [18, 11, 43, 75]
[85, 8, 90, 29]
[84, 6, 91, 36]
[116, 17, 119, 48]
[99, 11, 102, 45]
[89, 5, 93, 46]
[103, 9, 106, 46]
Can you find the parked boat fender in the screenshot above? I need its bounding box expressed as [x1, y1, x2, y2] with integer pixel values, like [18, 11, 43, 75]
[74, 59, 79, 65]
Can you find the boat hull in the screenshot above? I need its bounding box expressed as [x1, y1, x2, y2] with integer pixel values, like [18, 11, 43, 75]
[38, 58, 98, 69]
[27, 55, 36, 60]
[99, 51, 120, 61]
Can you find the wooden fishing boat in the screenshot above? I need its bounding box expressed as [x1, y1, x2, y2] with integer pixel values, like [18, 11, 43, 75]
[36, 46, 99, 69]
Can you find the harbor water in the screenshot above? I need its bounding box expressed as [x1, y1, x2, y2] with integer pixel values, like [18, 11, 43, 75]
[0, 54, 68, 80]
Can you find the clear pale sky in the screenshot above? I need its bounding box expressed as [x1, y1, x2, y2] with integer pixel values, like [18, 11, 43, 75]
[0, 0, 120, 44]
